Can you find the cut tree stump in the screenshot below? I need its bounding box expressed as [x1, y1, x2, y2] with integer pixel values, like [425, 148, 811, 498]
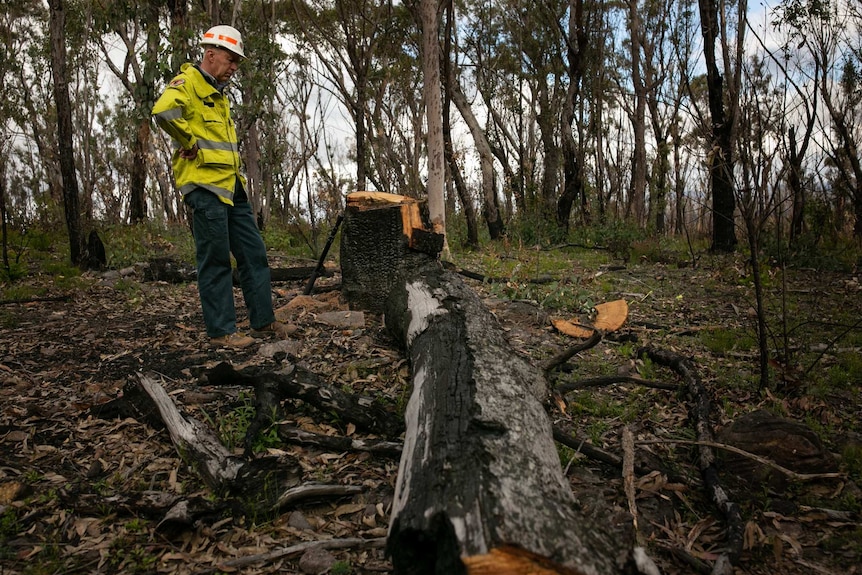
[340, 191, 444, 312]
[381, 263, 631, 575]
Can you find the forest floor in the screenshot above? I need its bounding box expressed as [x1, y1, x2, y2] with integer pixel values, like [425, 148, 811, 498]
[0, 245, 861, 575]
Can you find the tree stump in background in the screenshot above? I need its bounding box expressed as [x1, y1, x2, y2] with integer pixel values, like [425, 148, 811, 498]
[340, 192, 443, 313]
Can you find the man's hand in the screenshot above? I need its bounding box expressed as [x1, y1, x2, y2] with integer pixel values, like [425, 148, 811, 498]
[179, 143, 198, 160]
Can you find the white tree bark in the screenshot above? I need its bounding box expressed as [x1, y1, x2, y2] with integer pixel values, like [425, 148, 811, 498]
[419, 0, 447, 254]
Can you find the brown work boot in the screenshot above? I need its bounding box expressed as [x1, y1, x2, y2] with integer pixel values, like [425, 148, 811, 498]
[252, 321, 293, 339]
[210, 332, 255, 349]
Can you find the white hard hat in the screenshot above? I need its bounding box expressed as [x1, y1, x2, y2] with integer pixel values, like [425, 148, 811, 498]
[200, 25, 246, 59]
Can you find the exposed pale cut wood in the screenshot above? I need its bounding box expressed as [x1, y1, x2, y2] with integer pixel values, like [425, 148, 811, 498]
[345, 191, 424, 244]
[593, 299, 629, 332]
[346, 191, 412, 205]
[462, 545, 591, 575]
[551, 299, 629, 339]
[551, 317, 595, 338]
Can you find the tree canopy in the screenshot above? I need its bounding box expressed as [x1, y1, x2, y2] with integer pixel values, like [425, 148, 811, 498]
[3, 0, 862, 254]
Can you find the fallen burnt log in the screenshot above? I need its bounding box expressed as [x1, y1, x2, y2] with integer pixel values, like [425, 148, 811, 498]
[337, 191, 634, 573]
[382, 263, 632, 575]
[141, 256, 334, 284]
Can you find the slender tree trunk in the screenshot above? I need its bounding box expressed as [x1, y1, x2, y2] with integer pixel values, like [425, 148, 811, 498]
[557, 0, 591, 235]
[788, 126, 806, 243]
[129, 0, 161, 224]
[244, 119, 265, 228]
[820, 75, 862, 238]
[443, 89, 480, 248]
[129, 120, 150, 223]
[49, 0, 83, 265]
[673, 123, 686, 234]
[442, 1, 479, 248]
[167, 0, 189, 72]
[698, 0, 737, 252]
[354, 78, 369, 192]
[744, 216, 770, 390]
[537, 86, 561, 220]
[628, 0, 647, 225]
[1, 167, 8, 275]
[419, 0, 446, 246]
[449, 81, 502, 241]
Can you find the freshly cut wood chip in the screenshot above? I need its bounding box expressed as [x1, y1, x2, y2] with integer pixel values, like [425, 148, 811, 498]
[551, 299, 628, 338]
[551, 317, 595, 339]
[593, 299, 629, 332]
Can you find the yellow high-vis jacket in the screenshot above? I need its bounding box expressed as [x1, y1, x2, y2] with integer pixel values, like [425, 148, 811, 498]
[152, 63, 246, 205]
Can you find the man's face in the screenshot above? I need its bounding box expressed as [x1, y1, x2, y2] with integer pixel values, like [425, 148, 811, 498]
[203, 47, 241, 83]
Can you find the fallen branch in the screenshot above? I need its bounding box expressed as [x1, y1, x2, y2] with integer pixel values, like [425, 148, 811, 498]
[203, 362, 404, 439]
[622, 428, 638, 534]
[137, 373, 245, 492]
[219, 537, 386, 569]
[556, 375, 679, 393]
[637, 346, 743, 575]
[273, 483, 363, 511]
[0, 294, 72, 306]
[553, 425, 652, 477]
[635, 439, 845, 482]
[542, 330, 603, 374]
[277, 426, 402, 458]
[129, 373, 303, 504]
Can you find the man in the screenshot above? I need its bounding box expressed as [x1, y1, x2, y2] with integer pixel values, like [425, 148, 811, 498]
[152, 25, 287, 348]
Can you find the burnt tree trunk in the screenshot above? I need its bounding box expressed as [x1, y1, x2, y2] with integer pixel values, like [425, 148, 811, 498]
[340, 195, 633, 574]
[382, 265, 630, 574]
[340, 192, 443, 313]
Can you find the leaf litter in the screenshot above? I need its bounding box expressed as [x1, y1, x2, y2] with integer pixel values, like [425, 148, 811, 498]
[0, 252, 860, 574]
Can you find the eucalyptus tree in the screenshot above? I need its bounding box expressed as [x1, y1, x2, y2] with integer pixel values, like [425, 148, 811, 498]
[518, 1, 569, 224]
[459, 0, 524, 217]
[623, 0, 648, 225]
[49, 0, 85, 264]
[777, 0, 862, 238]
[232, 4, 293, 229]
[748, 7, 819, 246]
[5, 3, 65, 224]
[668, 0, 700, 235]
[415, 0, 447, 242]
[556, 0, 605, 235]
[290, 0, 400, 194]
[442, 0, 481, 247]
[90, 0, 164, 223]
[696, 0, 745, 252]
[463, 0, 570, 232]
[642, 0, 689, 235]
[0, 0, 44, 236]
[444, 3, 501, 242]
[0, 2, 34, 274]
[585, 6, 617, 223]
